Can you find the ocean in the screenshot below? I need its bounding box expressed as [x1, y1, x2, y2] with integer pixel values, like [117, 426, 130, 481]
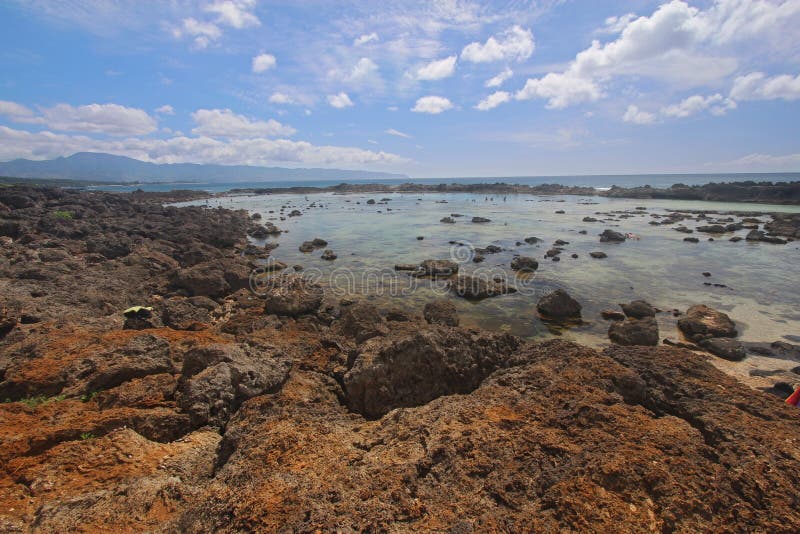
[89, 172, 800, 193]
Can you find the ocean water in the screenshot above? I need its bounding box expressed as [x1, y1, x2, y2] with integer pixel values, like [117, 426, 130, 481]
[176, 191, 800, 351]
[92, 172, 800, 193]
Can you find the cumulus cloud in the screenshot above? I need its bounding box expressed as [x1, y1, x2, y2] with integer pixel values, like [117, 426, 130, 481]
[730, 72, 800, 101]
[155, 105, 175, 115]
[461, 26, 534, 63]
[414, 56, 457, 80]
[327, 92, 354, 108]
[10, 103, 158, 136]
[0, 100, 36, 119]
[172, 18, 223, 49]
[512, 0, 800, 110]
[475, 91, 511, 111]
[385, 128, 411, 138]
[662, 93, 736, 118]
[411, 96, 453, 114]
[354, 32, 378, 46]
[252, 53, 276, 73]
[190, 108, 295, 138]
[599, 13, 637, 34]
[174, 0, 259, 49]
[622, 105, 656, 125]
[346, 58, 379, 83]
[205, 0, 260, 29]
[485, 67, 513, 88]
[515, 73, 602, 109]
[0, 125, 408, 168]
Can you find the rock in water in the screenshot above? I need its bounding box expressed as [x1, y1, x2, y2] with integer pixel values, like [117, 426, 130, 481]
[423, 299, 459, 326]
[621, 300, 656, 319]
[418, 259, 459, 277]
[699, 338, 747, 361]
[677, 304, 737, 339]
[590, 251, 608, 259]
[599, 229, 626, 242]
[537, 289, 582, 319]
[449, 275, 514, 299]
[510, 256, 539, 272]
[472, 216, 491, 223]
[320, 249, 337, 260]
[608, 317, 659, 346]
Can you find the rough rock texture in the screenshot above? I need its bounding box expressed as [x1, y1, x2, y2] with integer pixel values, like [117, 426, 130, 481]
[262, 274, 324, 317]
[678, 304, 738, 340]
[608, 317, 659, 346]
[343, 324, 521, 418]
[177, 343, 291, 428]
[418, 259, 459, 277]
[450, 275, 515, 299]
[178, 341, 800, 533]
[599, 229, 626, 242]
[423, 299, 459, 326]
[336, 301, 388, 343]
[700, 337, 747, 361]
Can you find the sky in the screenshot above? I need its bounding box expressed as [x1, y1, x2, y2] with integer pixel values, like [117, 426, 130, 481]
[0, 0, 799, 178]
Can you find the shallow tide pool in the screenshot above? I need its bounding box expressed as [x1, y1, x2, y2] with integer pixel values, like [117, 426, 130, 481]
[181, 192, 800, 348]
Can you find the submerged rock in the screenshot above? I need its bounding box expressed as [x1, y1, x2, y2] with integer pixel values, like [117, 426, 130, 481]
[589, 251, 607, 259]
[472, 216, 491, 223]
[621, 300, 656, 319]
[423, 299, 459, 326]
[450, 275, 514, 299]
[418, 259, 459, 277]
[537, 289, 581, 319]
[510, 256, 539, 272]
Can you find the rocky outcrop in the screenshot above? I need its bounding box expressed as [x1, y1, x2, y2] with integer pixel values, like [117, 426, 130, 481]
[599, 229, 626, 242]
[336, 301, 388, 343]
[418, 259, 459, 277]
[262, 274, 324, 317]
[343, 325, 520, 418]
[449, 275, 515, 299]
[178, 343, 290, 428]
[620, 300, 656, 319]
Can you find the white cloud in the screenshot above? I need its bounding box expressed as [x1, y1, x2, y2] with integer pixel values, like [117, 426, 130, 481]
[662, 93, 736, 118]
[414, 55, 457, 81]
[252, 53, 276, 73]
[623, 105, 656, 125]
[174, 0, 259, 49]
[0, 100, 36, 119]
[347, 57, 379, 82]
[0, 125, 408, 168]
[385, 128, 411, 138]
[155, 105, 175, 115]
[512, 0, 800, 110]
[173, 18, 221, 49]
[354, 32, 379, 46]
[461, 26, 534, 63]
[411, 96, 453, 114]
[205, 0, 260, 29]
[269, 92, 294, 105]
[190, 108, 295, 138]
[485, 67, 513, 88]
[475, 91, 511, 111]
[515, 73, 602, 109]
[599, 13, 637, 34]
[730, 72, 800, 101]
[328, 92, 354, 108]
[37, 103, 158, 136]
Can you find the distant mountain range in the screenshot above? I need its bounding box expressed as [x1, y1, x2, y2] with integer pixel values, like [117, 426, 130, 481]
[0, 152, 408, 183]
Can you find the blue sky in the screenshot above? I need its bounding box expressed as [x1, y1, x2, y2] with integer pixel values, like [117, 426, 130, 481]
[0, 0, 798, 177]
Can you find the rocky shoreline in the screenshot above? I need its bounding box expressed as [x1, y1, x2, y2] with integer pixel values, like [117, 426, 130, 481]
[225, 179, 800, 205]
[2, 185, 800, 531]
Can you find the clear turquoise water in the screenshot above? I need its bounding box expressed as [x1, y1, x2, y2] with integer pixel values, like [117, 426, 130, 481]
[180, 192, 800, 346]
